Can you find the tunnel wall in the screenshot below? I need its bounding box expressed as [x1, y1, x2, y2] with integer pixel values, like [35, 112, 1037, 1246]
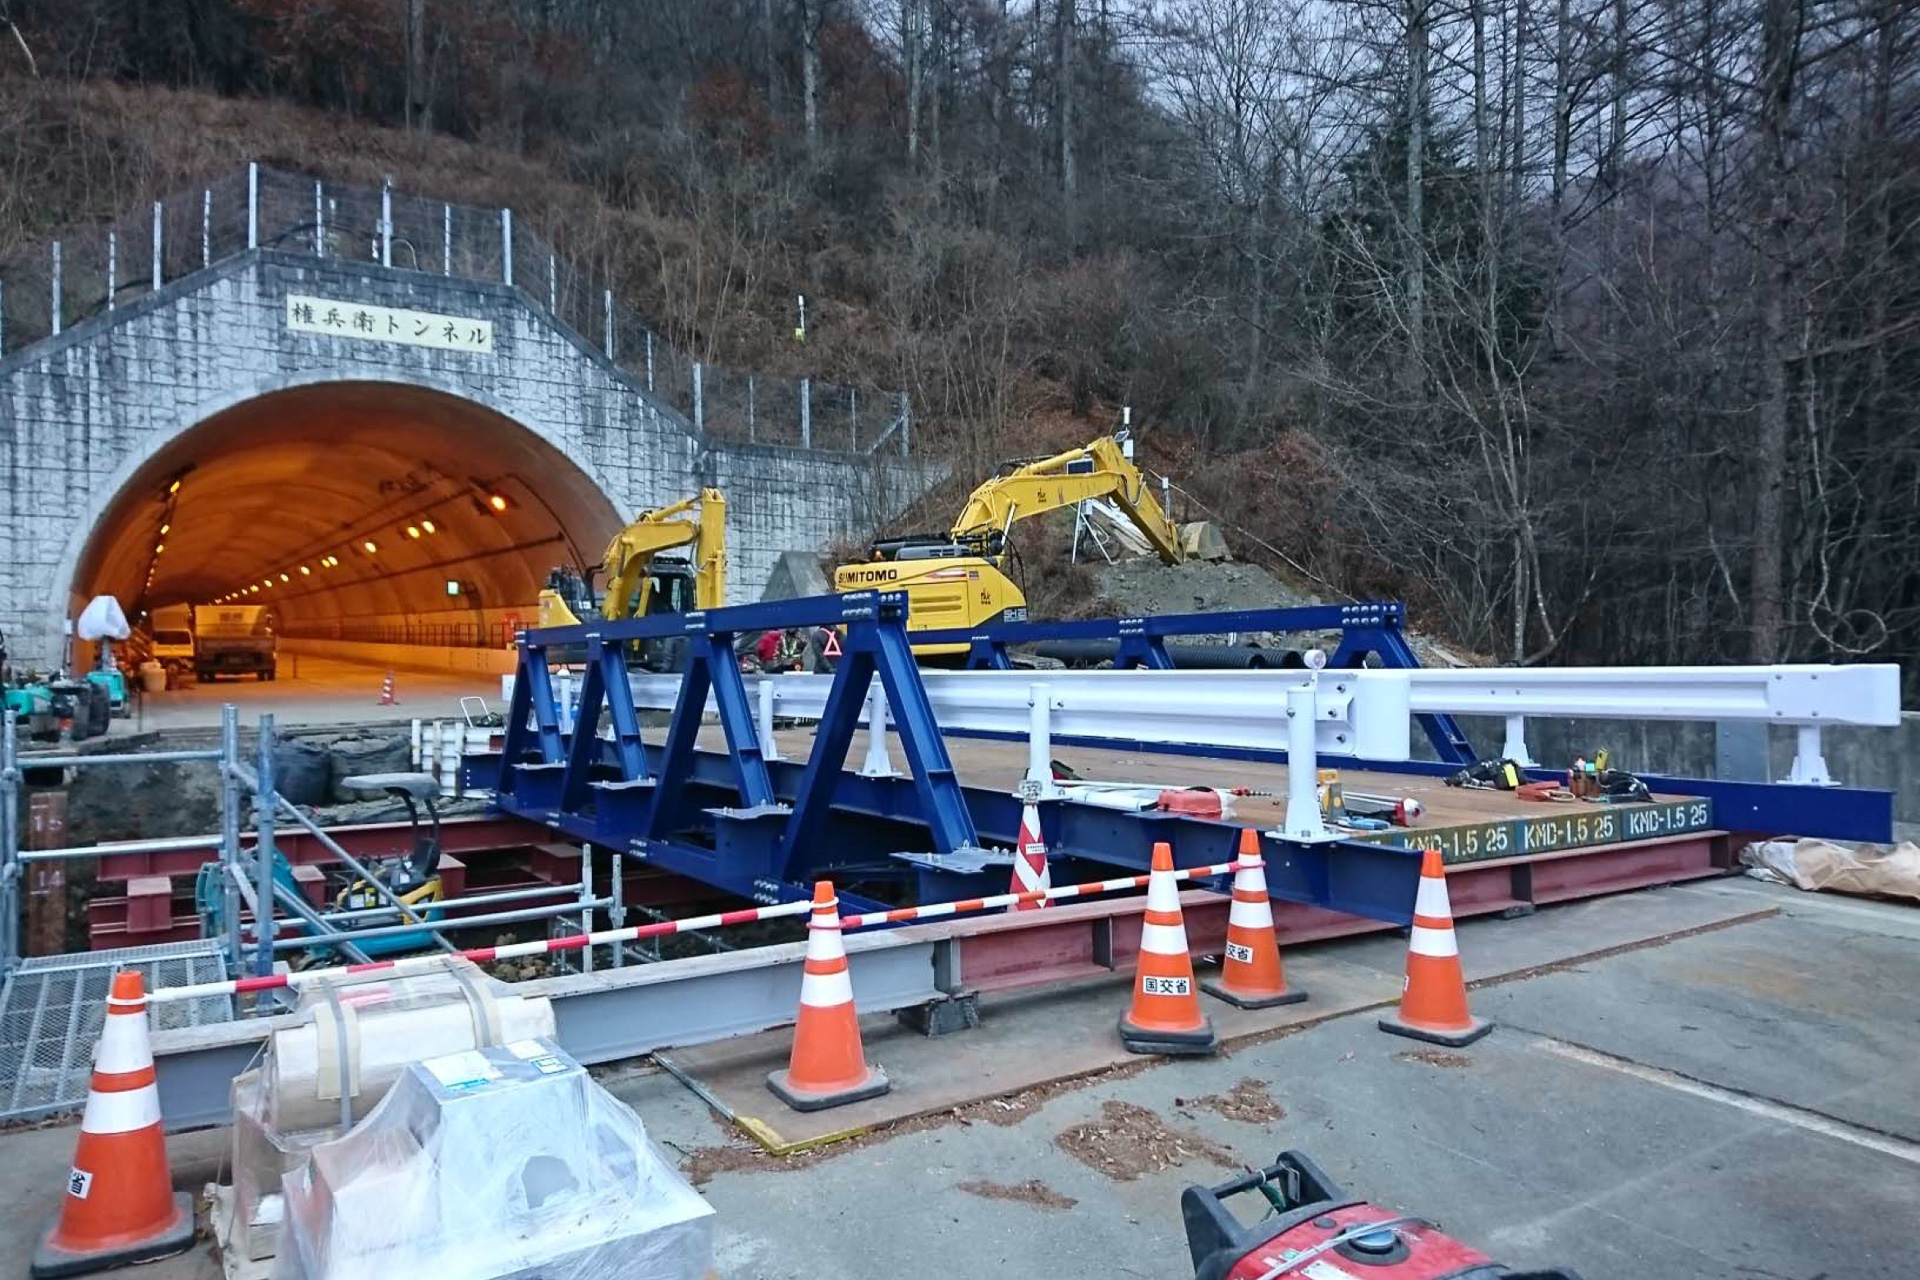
[0, 248, 941, 668]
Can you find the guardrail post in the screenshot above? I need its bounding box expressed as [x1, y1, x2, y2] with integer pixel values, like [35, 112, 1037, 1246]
[152, 200, 164, 290]
[49, 240, 61, 336]
[1785, 724, 1835, 787]
[500, 208, 514, 285]
[1501, 714, 1536, 767]
[1281, 674, 1333, 842]
[758, 678, 783, 762]
[800, 377, 812, 448]
[247, 161, 259, 250]
[2, 709, 19, 974]
[859, 682, 900, 778]
[252, 714, 278, 981]
[105, 231, 116, 311]
[1024, 686, 1065, 799]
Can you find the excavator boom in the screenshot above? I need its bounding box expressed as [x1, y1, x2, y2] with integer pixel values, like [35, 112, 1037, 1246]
[537, 488, 727, 630]
[946, 436, 1184, 564]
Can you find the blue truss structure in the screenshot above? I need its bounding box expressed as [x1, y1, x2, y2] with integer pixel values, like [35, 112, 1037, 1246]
[491, 591, 1427, 920]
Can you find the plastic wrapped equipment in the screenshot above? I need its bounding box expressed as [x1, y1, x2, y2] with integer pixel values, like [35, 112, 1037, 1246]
[274, 1038, 713, 1280]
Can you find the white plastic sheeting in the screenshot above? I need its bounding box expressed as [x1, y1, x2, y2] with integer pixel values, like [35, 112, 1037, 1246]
[75, 595, 130, 641]
[274, 1039, 712, 1280]
[1741, 839, 1920, 904]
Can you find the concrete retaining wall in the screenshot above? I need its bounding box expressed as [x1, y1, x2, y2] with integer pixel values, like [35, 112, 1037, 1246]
[278, 636, 516, 678]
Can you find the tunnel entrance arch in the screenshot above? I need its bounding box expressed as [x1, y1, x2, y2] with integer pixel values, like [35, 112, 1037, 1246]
[63, 379, 625, 659]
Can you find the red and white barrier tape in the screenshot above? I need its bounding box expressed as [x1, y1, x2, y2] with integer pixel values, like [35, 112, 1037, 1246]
[144, 858, 1238, 1004]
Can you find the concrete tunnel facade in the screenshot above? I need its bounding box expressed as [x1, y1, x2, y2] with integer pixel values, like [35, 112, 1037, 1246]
[0, 246, 941, 671]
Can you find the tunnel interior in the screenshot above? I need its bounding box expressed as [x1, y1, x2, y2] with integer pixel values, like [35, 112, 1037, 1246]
[73, 382, 623, 650]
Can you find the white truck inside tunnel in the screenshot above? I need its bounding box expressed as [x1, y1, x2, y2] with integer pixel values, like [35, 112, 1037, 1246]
[65, 381, 624, 661]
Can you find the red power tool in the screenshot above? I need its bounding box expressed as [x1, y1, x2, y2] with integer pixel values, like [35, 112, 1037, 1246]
[1183, 1151, 1581, 1279]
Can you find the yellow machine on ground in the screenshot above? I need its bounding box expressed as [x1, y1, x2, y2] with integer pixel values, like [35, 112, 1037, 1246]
[537, 489, 727, 670]
[834, 433, 1188, 657]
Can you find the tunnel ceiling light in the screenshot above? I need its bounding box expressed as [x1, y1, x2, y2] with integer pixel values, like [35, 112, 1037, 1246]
[168, 480, 181, 495]
[279, 572, 290, 582]
[154, 544, 164, 554]
[488, 493, 510, 512]
[421, 519, 437, 534]
[159, 523, 170, 535]
[299, 566, 311, 576]
[406, 525, 421, 539]
[362, 540, 378, 554]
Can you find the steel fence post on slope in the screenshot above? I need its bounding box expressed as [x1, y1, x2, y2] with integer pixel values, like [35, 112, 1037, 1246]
[801, 377, 812, 448]
[50, 241, 61, 336]
[645, 331, 655, 391]
[380, 174, 393, 268]
[1, 279, 7, 357]
[693, 362, 704, 432]
[501, 208, 514, 285]
[152, 200, 163, 291]
[247, 161, 259, 250]
[201, 189, 211, 268]
[314, 182, 324, 256]
[603, 288, 613, 359]
[900, 391, 911, 455]
[106, 231, 116, 311]
[443, 203, 451, 275]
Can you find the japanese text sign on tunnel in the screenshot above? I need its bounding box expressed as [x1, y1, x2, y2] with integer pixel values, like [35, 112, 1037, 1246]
[286, 294, 494, 354]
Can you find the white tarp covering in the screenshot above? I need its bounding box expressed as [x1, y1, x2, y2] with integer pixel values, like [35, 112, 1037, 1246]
[1741, 839, 1920, 904]
[274, 1039, 712, 1280]
[75, 595, 130, 641]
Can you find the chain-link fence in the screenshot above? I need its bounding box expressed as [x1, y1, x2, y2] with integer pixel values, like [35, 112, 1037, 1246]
[0, 164, 907, 456]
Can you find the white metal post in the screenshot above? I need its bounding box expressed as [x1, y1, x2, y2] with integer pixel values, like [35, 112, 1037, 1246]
[49, 240, 61, 336]
[800, 377, 812, 447]
[645, 331, 654, 391]
[105, 231, 116, 311]
[547, 254, 556, 313]
[314, 181, 324, 255]
[0, 279, 6, 356]
[579, 843, 595, 974]
[1785, 724, 1835, 787]
[247, 161, 259, 250]
[500, 208, 514, 285]
[1501, 714, 1536, 766]
[443, 203, 452, 275]
[1281, 675, 1333, 842]
[603, 288, 613, 358]
[899, 391, 911, 455]
[758, 679, 782, 762]
[859, 682, 899, 777]
[379, 174, 393, 267]
[693, 362, 704, 430]
[151, 201, 163, 291]
[201, 189, 211, 267]
[1025, 685, 1063, 799]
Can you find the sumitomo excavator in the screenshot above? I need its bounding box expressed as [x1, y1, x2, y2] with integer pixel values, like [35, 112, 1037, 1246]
[833, 432, 1195, 657]
[537, 489, 727, 672]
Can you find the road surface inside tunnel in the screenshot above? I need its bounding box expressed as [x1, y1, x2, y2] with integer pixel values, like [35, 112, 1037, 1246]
[109, 653, 499, 731]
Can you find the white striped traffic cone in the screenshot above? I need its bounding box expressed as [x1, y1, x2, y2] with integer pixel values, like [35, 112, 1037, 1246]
[1202, 829, 1307, 1009]
[1118, 842, 1216, 1055]
[1378, 848, 1491, 1047]
[1009, 801, 1052, 909]
[33, 970, 194, 1279]
[767, 881, 891, 1111]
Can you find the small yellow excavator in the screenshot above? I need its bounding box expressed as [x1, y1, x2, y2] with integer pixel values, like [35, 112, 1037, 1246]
[537, 489, 727, 671]
[834, 433, 1193, 657]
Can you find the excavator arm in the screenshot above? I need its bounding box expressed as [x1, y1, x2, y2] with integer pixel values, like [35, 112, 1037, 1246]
[600, 488, 728, 619]
[945, 436, 1184, 565]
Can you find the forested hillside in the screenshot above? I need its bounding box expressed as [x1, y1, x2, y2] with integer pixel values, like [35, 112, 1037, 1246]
[3, 1, 1914, 691]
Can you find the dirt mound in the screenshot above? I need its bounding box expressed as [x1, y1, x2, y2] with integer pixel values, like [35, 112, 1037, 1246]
[1179, 1079, 1286, 1125]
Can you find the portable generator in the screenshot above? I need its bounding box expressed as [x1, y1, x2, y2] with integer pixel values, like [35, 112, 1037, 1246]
[1183, 1151, 1581, 1280]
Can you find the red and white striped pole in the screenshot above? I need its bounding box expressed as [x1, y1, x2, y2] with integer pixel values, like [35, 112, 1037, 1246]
[145, 860, 1240, 1004]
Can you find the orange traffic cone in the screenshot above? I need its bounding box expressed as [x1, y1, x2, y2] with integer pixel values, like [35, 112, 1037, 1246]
[1378, 848, 1491, 1047]
[377, 670, 398, 706]
[1119, 842, 1216, 1055]
[33, 971, 194, 1279]
[1008, 801, 1051, 909]
[1202, 829, 1307, 1009]
[767, 881, 891, 1111]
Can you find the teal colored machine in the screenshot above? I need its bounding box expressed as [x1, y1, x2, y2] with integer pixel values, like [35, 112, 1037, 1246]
[195, 775, 450, 960]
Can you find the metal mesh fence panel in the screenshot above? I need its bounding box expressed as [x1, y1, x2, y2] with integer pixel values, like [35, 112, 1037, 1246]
[0, 940, 233, 1123]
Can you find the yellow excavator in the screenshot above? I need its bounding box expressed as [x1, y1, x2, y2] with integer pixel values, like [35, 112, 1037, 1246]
[834, 433, 1192, 657]
[537, 489, 727, 670]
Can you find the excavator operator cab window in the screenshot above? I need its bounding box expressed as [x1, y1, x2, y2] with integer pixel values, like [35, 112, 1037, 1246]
[646, 571, 695, 617]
